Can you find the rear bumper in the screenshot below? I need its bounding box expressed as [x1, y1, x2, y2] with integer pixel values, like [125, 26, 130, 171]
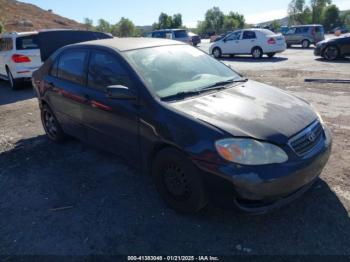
[195, 126, 332, 214]
[11, 65, 41, 79]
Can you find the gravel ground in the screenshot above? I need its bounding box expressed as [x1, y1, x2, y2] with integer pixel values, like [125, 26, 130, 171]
[0, 43, 349, 256]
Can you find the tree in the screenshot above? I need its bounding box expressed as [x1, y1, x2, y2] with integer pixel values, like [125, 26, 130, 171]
[341, 10, 350, 28]
[172, 13, 183, 28]
[158, 13, 173, 29]
[0, 21, 4, 33]
[271, 20, 281, 32]
[115, 17, 136, 37]
[227, 12, 245, 28]
[288, 0, 312, 24]
[323, 4, 340, 30]
[310, 0, 332, 24]
[95, 19, 111, 33]
[83, 18, 94, 30]
[204, 7, 225, 33]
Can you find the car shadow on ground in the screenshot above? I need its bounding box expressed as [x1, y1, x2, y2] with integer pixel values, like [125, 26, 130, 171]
[0, 80, 35, 106]
[315, 57, 350, 64]
[219, 56, 288, 63]
[0, 136, 349, 255]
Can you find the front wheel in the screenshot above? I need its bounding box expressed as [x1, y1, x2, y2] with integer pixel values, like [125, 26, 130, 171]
[251, 47, 263, 59]
[41, 104, 67, 143]
[212, 47, 222, 59]
[323, 46, 339, 61]
[152, 148, 208, 214]
[301, 39, 310, 49]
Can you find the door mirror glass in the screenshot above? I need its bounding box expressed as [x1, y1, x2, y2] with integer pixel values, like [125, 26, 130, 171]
[106, 85, 136, 100]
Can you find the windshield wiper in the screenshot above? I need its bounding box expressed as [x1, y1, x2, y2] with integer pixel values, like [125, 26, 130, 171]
[161, 90, 201, 101]
[201, 78, 248, 91]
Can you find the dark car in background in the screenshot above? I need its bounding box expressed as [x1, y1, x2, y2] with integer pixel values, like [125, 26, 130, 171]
[188, 32, 201, 46]
[284, 24, 325, 48]
[32, 38, 332, 214]
[148, 29, 191, 44]
[314, 34, 350, 60]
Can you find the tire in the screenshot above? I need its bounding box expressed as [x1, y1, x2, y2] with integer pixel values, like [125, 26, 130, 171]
[267, 53, 276, 58]
[212, 47, 222, 59]
[152, 148, 208, 214]
[41, 104, 67, 143]
[301, 39, 310, 49]
[6, 68, 20, 90]
[229, 54, 235, 58]
[323, 46, 339, 61]
[287, 44, 291, 48]
[251, 47, 263, 59]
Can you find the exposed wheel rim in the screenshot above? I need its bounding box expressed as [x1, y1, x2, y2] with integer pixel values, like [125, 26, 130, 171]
[44, 110, 58, 139]
[302, 40, 309, 48]
[162, 164, 191, 200]
[324, 47, 338, 60]
[252, 48, 261, 58]
[213, 49, 221, 58]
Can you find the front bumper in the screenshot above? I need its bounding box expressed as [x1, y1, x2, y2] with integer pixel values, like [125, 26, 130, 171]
[195, 126, 332, 214]
[314, 45, 323, 56]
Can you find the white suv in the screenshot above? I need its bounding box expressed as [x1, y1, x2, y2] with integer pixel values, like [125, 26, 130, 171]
[0, 32, 42, 89]
[209, 29, 286, 59]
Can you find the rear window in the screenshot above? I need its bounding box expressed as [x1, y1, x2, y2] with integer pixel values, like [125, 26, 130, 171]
[174, 30, 188, 38]
[16, 35, 39, 50]
[260, 29, 275, 36]
[243, 31, 257, 39]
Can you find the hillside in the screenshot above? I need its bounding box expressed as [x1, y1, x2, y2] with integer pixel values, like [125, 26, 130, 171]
[0, 0, 84, 32]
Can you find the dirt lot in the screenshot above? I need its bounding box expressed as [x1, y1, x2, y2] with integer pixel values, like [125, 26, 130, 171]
[0, 44, 349, 256]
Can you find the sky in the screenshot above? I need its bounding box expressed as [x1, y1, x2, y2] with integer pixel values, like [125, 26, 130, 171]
[21, 0, 350, 27]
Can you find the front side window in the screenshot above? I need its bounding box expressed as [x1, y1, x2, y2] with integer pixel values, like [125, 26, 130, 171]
[124, 45, 241, 99]
[243, 31, 256, 40]
[87, 51, 131, 91]
[57, 50, 88, 85]
[16, 35, 39, 50]
[226, 31, 241, 41]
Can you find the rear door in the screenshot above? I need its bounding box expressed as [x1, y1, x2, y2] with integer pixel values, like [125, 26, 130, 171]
[239, 30, 257, 53]
[15, 34, 42, 69]
[0, 38, 14, 76]
[44, 48, 89, 139]
[82, 49, 139, 160]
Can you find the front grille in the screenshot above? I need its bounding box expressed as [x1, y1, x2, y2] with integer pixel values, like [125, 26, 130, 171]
[289, 121, 324, 156]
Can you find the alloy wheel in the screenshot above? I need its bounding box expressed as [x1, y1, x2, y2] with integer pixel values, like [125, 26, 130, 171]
[44, 110, 58, 139]
[163, 164, 191, 201]
[324, 46, 338, 61]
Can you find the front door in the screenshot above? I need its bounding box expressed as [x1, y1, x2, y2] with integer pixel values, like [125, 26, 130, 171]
[221, 31, 242, 54]
[82, 49, 139, 161]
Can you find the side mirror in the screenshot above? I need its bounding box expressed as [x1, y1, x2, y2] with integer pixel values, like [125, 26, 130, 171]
[106, 85, 136, 100]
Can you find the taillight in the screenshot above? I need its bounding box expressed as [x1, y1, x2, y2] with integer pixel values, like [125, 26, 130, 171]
[12, 54, 31, 63]
[267, 38, 276, 45]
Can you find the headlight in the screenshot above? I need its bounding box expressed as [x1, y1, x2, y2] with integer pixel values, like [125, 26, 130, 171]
[215, 138, 288, 165]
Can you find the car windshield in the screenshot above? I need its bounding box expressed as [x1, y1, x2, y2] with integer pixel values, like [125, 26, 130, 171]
[124, 45, 242, 99]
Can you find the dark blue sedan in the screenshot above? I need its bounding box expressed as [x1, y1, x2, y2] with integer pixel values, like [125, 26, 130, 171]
[32, 38, 332, 214]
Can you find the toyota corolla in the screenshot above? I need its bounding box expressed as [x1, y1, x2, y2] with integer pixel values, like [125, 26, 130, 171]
[32, 38, 332, 214]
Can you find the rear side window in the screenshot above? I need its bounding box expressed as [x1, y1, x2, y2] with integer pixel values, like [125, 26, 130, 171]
[174, 30, 188, 38]
[0, 38, 13, 51]
[153, 31, 166, 38]
[57, 50, 88, 85]
[87, 51, 131, 92]
[243, 31, 256, 39]
[16, 35, 39, 50]
[295, 27, 309, 34]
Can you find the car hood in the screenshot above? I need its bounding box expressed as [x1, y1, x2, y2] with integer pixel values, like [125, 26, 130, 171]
[318, 35, 349, 45]
[168, 80, 317, 144]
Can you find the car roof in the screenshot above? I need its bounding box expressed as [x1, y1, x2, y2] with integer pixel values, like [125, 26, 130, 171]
[153, 29, 187, 32]
[71, 37, 186, 52]
[0, 31, 38, 38]
[291, 24, 323, 27]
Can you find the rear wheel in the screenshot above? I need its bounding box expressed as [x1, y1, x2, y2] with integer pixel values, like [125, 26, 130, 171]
[6, 68, 20, 90]
[251, 47, 263, 59]
[301, 39, 310, 49]
[323, 46, 339, 61]
[41, 104, 67, 143]
[287, 44, 291, 48]
[212, 47, 222, 59]
[152, 148, 208, 214]
[267, 53, 276, 58]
